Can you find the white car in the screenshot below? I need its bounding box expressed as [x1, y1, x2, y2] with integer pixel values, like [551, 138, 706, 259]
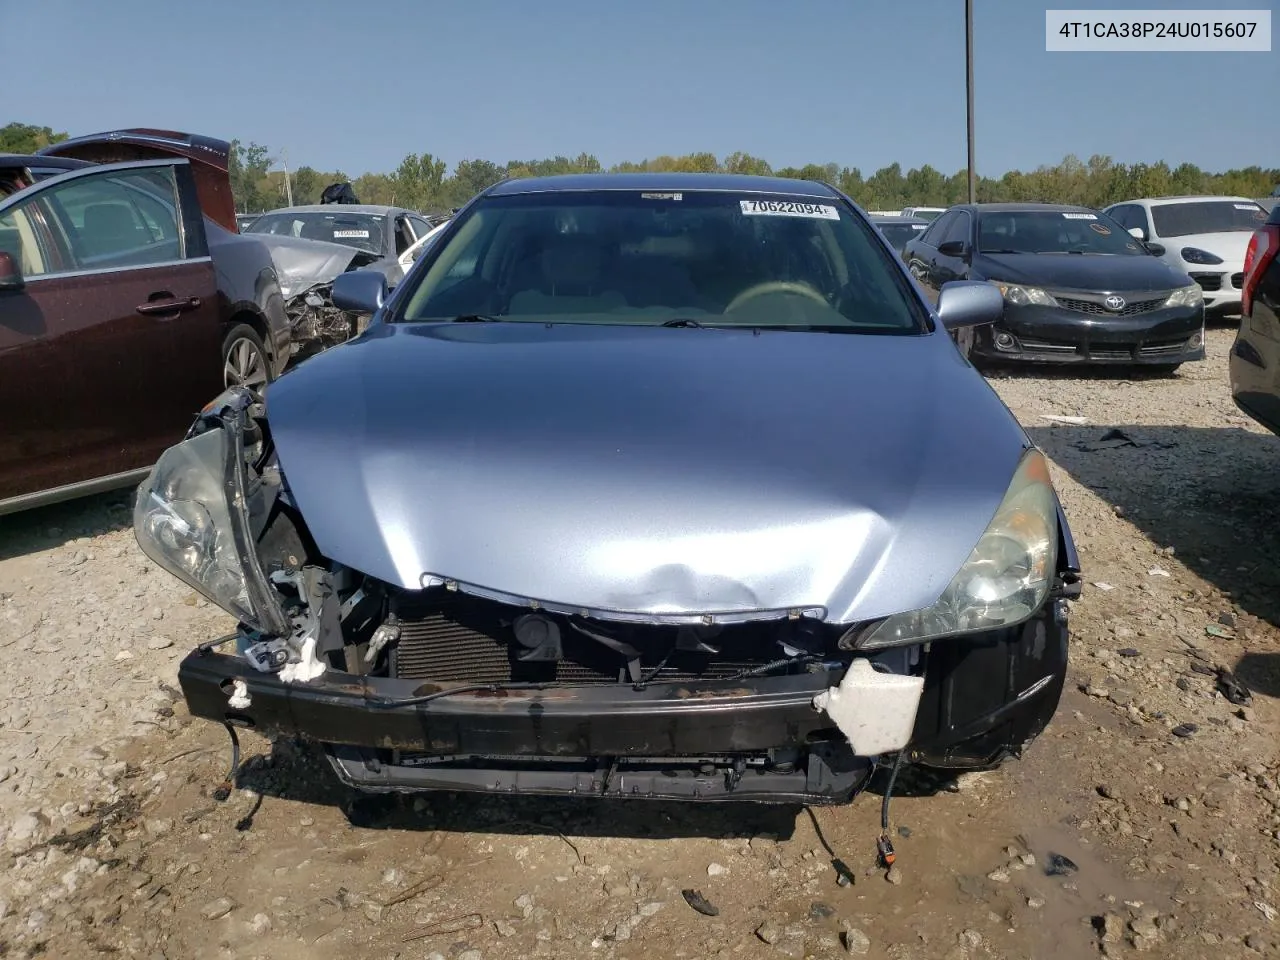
[1103, 196, 1269, 317]
[394, 219, 450, 281]
[900, 206, 946, 222]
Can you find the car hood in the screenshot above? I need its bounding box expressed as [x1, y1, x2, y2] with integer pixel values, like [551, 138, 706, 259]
[1166, 231, 1251, 264]
[251, 234, 382, 299]
[265, 322, 1030, 624]
[976, 252, 1191, 291]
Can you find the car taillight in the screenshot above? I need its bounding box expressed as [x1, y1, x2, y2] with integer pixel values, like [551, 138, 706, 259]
[1242, 225, 1279, 318]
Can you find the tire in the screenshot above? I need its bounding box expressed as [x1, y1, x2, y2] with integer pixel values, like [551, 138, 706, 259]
[221, 323, 273, 392]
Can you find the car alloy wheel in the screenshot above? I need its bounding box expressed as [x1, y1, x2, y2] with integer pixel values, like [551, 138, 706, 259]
[222, 324, 271, 391]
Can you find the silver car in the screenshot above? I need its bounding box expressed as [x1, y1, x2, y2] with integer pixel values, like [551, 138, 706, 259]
[138, 174, 1081, 810]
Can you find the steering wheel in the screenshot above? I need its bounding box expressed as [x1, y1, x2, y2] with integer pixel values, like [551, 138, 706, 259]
[724, 281, 828, 313]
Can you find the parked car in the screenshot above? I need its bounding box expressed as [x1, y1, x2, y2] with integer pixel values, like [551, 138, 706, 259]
[142, 173, 1081, 807]
[901, 206, 946, 222]
[235, 212, 263, 232]
[243, 203, 439, 288]
[1229, 203, 1280, 433]
[395, 217, 451, 279]
[902, 203, 1205, 370]
[1104, 196, 1269, 318]
[0, 129, 290, 516]
[870, 214, 929, 253]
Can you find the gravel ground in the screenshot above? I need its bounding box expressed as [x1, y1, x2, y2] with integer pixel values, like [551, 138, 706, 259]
[2, 326, 1280, 959]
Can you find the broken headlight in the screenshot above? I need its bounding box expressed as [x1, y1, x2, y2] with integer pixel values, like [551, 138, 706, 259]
[857, 449, 1058, 649]
[133, 428, 258, 628]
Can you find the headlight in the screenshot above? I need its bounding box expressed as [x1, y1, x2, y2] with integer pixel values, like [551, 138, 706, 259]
[993, 282, 1057, 307]
[1163, 284, 1204, 309]
[1180, 246, 1223, 266]
[133, 428, 259, 627]
[856, 449, 1058, 649]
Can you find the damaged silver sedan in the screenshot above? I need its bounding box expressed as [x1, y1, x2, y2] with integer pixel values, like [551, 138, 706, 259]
[137, 173, 1081, 808]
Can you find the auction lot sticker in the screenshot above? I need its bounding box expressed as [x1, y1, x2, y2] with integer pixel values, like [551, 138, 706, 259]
[740, 200, 840, 220]
[1045, 9, 1271, 51]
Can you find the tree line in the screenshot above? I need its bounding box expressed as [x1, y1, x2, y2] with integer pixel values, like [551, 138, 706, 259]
[5, 121, 1277, 218]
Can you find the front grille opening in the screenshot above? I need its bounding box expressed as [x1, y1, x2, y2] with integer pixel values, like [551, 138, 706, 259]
[1056, 295, 1165, 317]
[1189, 273, 1223, 292]
[388, 590, 833, 685]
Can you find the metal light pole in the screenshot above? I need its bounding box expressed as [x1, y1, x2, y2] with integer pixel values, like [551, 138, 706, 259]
[965, 0, 976, 203]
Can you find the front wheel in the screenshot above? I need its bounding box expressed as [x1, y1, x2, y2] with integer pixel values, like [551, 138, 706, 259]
[222, 324, 272, 391]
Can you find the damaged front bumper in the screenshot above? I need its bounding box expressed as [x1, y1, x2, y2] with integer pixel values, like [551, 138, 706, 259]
[177, 606, 1068, 804]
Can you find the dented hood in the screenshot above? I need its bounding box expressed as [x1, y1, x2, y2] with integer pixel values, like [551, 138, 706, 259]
[251, 234, 380, 298]
[265, 322, 1031, 623]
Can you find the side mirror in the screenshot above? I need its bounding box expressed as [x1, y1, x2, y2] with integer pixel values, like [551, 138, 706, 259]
[1144, 241, 1166, 257]
[1127, 226, 1147, 240]
[331, 270, 388, 315]
[936, 280, 1003, 331]
[0, 251, 24, 291]
[937, 239, 970, 260]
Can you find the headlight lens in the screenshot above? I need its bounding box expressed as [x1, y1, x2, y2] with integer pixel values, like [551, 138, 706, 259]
[1180, 246, 1223, 266]
[993, 282, 1057, 307]
[1163, 284, 1204, 309]
[857, 449, 1058, 650]
[133, 428, 258, 627]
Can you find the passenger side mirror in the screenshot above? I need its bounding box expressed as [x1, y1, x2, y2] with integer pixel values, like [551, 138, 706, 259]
[1144, 241, 1166, 257]
[332, 270, 388, 315]
[936, 280, 1002, 331]
[937, 240, 970, 260]
[0, 251, 24, 291]
[1127, 226, 1147, 241]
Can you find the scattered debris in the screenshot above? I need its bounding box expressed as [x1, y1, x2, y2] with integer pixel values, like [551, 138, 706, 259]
[681, 889, 719, 917]
[1117, 648, 1141, 658]
[1045, 853, 1078, 877]
[706, 862, 729, 877]
[809, 902, 836, 920]
[402, 913, 483, 942]
[841, 921, 872, 955]
[756, 919, 782, 944]
[382, 873, 444, 909]
[1171, 723, 1199, 738]
[1092, 582, 1115, 591]
[1074, 428, 1178, 452]
[1216, 668, 1253, 706]
[1148, 567, 1171, 578]
[1205, 624, 1234, 639]
[1041, 414, 1089, 425]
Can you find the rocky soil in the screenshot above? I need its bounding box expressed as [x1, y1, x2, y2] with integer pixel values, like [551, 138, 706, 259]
[2, 326, 1280, 959]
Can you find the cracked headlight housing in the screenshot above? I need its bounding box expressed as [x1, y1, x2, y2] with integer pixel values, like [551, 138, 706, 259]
[993, 283, 1057, 307]
[133, 428, 258, 627]
[857, 449, 1058, 650]
[1163, 284, 1203, 309]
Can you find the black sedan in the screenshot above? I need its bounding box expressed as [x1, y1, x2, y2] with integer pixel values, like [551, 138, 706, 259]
[1229, 203, 1280, 433]
[870, 214, 929, 253]
[903, 203, 1206, 370]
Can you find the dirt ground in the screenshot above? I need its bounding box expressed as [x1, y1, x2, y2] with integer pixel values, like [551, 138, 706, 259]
[3, 326, 1280, 960]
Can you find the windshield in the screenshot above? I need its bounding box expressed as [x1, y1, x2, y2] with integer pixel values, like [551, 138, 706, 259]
[877, 222, 927, 250]
[976, 209, 1145, 255]
[397, 190, 924, 333]
[1150, 201, 1267, 238]
[912, 209, 944, 222]
[246, 211, 384, 254]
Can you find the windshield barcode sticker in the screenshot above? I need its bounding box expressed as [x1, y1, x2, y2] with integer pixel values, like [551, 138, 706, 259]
[1062, 212, 1098, 220]
[1235, 203, 1260, 210]
[740, 200, 840, 220]
[913, 223, 927, 229]
[333, 229, 370, 238]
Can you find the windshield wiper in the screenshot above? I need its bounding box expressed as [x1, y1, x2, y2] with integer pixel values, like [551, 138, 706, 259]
[450, 314, 503, 323]
[661, 318, 706, 328]
[981, 249, 1022, 254]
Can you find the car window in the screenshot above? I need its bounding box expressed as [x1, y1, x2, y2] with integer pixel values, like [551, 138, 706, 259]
[0, 203, 50, 276]
[409, 216, 435, 240]
[1106, 205, 1133, 229]
[939, 211, 971, 248]
[918, 211, 955, 247]
[395, 216, 415, 255]
[247, 211, 385, 255]
[2, 166, 183, 276]
[399, 190, 925, 333]
[1150, 201, 1267, 238]
[976, 209, 1145, 255]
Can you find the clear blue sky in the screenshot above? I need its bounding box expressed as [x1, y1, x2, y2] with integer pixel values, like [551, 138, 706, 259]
[4, 0, 1276, 177]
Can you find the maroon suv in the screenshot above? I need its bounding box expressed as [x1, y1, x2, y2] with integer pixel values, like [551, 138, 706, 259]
[0, 129, 291, 514]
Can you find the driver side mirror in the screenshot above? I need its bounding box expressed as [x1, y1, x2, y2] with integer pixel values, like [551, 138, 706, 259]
[332, 269, 388, 315]
[1144, 241, 1166, 257]
[0, 251, 24, 291]
[936, 280, 1002, 331]
[937, 239, 970, 260]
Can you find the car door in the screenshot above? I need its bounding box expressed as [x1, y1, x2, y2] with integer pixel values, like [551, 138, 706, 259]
[0, 160, 220, 505]
[907, 211, 954, 293]
[929, 210, 973, 288]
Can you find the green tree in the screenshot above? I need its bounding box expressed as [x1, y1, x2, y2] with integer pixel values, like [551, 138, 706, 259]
[724, 152, 773, 176]
[392, 152, 447, 210]
[0, 123, 68, 154]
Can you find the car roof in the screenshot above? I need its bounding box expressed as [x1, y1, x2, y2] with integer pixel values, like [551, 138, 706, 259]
[486, 172, 842, 199]
[948, 202, 1102, 215]
[257, 204, 405, 216]
[0, 154, 92, 172]
[871, 215, 927, 224]
[1122, 195, 1259, 206]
